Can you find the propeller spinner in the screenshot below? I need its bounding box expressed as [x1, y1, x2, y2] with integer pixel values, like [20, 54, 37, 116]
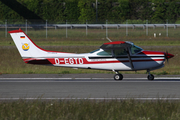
[164, 51, 174, 62]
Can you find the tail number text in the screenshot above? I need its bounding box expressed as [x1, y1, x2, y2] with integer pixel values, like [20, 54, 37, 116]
[55, 58, 84, 65]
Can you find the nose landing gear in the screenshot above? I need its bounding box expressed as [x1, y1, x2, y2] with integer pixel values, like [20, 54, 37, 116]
[147, 71, 154, 80]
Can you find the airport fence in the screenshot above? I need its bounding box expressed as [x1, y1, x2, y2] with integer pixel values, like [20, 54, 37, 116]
[1, 19, 180, 39]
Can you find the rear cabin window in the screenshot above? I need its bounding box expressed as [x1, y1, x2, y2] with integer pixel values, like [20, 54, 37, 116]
[97, 50, 112, 56]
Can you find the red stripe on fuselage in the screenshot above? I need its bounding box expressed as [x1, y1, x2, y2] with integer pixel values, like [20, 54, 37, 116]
[23, 58, 52, 64]
[138, 51, 165, 55]
[46, 58, 164, 65]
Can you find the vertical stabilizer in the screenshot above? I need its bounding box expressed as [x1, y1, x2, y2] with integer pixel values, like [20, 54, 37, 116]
[8, 29, 49, 58]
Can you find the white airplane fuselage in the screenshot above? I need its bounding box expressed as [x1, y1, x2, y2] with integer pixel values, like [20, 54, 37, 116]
[22, 48, 166, 71]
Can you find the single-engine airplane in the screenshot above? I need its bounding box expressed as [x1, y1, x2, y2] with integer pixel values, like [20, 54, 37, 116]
[9, 29, 174, 80]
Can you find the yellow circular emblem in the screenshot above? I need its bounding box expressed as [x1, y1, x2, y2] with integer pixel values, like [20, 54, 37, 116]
[22, 43, 29, 51]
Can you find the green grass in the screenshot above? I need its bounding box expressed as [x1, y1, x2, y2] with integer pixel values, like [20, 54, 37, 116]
[0, 99, 180, 120]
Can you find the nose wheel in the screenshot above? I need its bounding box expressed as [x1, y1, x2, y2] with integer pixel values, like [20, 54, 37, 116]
[147, 71, 154, 80]
[147, 74, 154, 80]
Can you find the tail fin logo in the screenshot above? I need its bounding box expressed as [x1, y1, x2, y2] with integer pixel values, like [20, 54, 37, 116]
[20, 36, 25, 39]
[22, 43, 30, 51]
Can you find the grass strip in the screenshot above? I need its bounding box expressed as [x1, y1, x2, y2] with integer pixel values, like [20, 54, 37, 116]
[1, 28, 180, 46]
[0, 98, 180, 120]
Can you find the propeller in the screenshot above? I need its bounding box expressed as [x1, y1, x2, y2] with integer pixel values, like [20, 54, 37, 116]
[164, 50, 174, 63]
[165, 50, 169, 63]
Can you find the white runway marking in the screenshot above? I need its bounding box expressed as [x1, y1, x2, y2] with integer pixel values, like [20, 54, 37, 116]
[0, 98, 180, 101]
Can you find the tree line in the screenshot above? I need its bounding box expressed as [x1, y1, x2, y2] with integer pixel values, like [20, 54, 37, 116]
[0, 0, 180, 24]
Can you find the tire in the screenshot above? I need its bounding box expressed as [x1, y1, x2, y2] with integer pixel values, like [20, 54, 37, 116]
[147, 74, 154, 80]
[114, 74, 123, 80]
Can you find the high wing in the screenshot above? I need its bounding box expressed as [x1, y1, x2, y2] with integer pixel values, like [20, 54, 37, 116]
[100, 41, 135, 69]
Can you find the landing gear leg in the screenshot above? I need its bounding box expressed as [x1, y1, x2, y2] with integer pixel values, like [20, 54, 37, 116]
[113, 71, 123, 81]
[147, 70, 154, 81]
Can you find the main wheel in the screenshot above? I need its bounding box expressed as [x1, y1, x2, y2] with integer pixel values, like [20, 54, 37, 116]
[114, 74, 123, 80]
[147, 74, 154, 80]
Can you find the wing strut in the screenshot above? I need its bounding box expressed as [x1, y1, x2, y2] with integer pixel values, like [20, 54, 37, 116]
[126, 48, 134, 70]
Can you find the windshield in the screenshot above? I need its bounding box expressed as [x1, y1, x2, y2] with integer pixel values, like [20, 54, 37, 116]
[131, 45, 142, 54]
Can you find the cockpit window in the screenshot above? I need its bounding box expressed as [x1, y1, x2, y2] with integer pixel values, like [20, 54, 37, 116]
[92, 44, 142, 56]
[97, 50, 112, 56]
[131, 45, 142, 54]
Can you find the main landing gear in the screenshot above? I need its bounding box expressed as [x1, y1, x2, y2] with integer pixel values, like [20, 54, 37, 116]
[114, 71, 123, 80]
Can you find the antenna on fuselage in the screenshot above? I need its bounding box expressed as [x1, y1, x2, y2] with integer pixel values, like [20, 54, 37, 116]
[106, 37, 112, 42]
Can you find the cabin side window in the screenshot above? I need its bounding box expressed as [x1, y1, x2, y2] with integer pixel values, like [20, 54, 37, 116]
[114, 49, 127, 56]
